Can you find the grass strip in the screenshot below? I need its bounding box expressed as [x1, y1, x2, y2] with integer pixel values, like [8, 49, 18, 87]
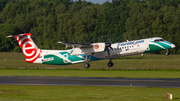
[0, 69, 180, 78]
[0, 85, 180, 101]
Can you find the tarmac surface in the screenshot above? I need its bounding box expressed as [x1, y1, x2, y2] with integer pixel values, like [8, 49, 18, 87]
[0, 76, 180, 87]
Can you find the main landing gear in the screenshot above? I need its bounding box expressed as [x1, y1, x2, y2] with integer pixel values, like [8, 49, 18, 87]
[84, 55, 90, 68]
[108, 59, 113, 67]
[83, 55, 114, 68]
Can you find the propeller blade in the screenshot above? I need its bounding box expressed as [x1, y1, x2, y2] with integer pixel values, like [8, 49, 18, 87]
[110, 47, 113, 50]
[105, 43, 113, 56]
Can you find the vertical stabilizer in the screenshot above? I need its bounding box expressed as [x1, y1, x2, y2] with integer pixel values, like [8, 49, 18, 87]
[9, 33, 42, 63]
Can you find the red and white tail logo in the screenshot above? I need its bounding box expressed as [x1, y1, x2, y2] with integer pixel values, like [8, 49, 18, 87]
[15, 33, 41, 63]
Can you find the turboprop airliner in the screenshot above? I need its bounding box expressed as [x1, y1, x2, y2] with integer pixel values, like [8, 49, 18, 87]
[7, 33, 175, 68]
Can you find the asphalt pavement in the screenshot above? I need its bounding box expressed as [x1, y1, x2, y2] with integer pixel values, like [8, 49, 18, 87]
[0, 76, 180, 87]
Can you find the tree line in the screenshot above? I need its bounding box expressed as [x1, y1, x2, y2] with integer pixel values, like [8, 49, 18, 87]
[0, 0, 180, 54]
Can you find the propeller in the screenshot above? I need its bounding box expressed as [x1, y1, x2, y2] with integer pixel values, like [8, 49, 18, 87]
[105, 43, 113, 56]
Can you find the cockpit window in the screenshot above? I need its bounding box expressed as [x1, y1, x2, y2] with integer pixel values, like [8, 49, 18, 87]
[154, 39, 164, 42]
[159, 39, 164, 41]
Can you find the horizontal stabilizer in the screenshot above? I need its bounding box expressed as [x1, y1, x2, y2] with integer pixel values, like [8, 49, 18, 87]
[6, 33, 32, 38]
[6, 35, 16, 38]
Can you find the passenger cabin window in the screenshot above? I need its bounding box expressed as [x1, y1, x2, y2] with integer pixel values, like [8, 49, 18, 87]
[154, 39, 164, 42]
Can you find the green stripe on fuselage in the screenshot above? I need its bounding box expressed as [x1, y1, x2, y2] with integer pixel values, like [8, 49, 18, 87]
[42, 52, 85, 65]
[42, 54, 71, 65]
[144, 41, 171, 53]
[60, 52, 84, 62]
[144, 44, 164, 53]
[156, 42, 171, 49]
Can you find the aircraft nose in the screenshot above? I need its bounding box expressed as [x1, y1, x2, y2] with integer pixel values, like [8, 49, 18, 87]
[171, 44, 175, 48]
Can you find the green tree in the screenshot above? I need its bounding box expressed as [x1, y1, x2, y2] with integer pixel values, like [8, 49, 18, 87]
[94, 0, 129, 42]
[0, 24, 18, 51]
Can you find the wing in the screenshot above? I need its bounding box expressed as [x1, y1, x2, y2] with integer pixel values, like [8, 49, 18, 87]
[58, 41, 93, 48]
[58, 41, 106, 55]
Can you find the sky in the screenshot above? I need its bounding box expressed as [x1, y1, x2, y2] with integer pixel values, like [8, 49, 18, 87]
[73, 0, 112, 4]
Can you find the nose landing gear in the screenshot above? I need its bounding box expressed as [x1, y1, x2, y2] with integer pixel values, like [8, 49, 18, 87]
[166, 49, 169, 56]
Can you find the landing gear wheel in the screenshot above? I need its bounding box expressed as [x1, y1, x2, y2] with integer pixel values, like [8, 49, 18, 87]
[108, 62, 113, 67]
[166, 52, 169, 56]
[84, 63, 90, 68]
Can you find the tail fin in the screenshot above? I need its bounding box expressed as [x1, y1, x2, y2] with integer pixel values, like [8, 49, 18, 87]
[7, 33, 42, 63]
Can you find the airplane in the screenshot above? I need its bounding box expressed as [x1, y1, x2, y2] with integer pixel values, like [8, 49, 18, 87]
[7, 33, 175, 68]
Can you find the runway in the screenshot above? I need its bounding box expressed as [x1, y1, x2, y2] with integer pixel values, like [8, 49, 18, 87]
[0, 76, 180, 87]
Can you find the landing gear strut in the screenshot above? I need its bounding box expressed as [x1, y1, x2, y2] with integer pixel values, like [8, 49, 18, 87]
[108, 59, 113, 67]
[166, 49, 169, 56]
[84, 55, 90, 68]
